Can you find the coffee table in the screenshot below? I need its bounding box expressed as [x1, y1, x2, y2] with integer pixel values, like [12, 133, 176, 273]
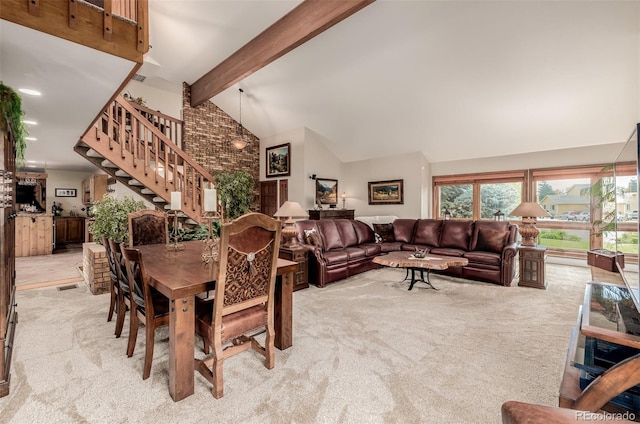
[372, 251, 469, 290]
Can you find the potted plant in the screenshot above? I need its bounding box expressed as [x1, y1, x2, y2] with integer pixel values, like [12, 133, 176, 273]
[89, 195, 146, 244]
[0, 82, 28, 166]
[215, 170, 254, 220]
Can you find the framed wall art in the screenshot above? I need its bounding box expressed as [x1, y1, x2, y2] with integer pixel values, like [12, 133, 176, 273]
[266, 143, 291, 178]
[316, 178, 338, 206]
[368, 179, 404, 205]
[55, 188, 77, 197]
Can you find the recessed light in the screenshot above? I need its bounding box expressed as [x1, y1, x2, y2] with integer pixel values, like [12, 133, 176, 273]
[18, 88, 42, 96]
[25, 137, 37, 141]
[23, 120, 37, 125]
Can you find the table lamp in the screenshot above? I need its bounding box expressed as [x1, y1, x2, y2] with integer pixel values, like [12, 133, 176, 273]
[510, 202, 550, 246]
[274, 201, 308, 247]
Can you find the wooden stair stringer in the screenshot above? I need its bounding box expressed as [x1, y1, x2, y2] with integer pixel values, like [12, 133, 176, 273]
[76, 131, 202, 222]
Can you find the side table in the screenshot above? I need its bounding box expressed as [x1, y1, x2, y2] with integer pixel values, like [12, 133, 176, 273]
[518, 245, 547, 289]
[279, 245, 309, 291]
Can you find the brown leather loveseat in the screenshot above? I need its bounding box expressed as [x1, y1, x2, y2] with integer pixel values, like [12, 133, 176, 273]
[295, 218, 518, 288]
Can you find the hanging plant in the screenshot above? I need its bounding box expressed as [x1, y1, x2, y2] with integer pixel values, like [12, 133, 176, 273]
[216, 170, 254, 220]
[0, 82, 28, 166]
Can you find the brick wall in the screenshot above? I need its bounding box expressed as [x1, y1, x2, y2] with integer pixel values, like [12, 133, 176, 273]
[82, 242, 110, 295]
[182, 83, 261, 212]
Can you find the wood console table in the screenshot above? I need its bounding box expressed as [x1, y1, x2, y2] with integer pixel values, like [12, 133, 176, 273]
[308, 209, 354, 220]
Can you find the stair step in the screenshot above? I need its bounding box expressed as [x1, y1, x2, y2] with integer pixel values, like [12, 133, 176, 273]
[128, 179, 143, 186]
[141, 188, 155, 195]
[101, 159, 118, 168]
[184, 219, 198, 225]
[153, 197, 166, 203]
[115, 170, 130, 177]
[87, 149, 104, 158]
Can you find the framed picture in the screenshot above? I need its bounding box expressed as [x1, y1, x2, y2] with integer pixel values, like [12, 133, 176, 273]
[55, 188, 77, 197]
[316, 178, 338, 206]
[266, 143, 291, 178]
[368, 179, 404, 205]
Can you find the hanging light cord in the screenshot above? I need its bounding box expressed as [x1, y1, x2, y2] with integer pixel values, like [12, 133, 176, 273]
[238, 88, 244, 136]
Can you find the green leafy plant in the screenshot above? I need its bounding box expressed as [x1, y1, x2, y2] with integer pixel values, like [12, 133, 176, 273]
[215, 170, 254, 220]
[90, 195, 146, 244]
[169, 223, 217, 242]
[583, 165, 618, 237]
[0, 82, 28, 166]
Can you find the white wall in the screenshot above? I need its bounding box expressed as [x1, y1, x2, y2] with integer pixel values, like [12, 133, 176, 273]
[260, 127, 306, 206]
[430, 142, 628, 176]
[342, 152, 426, 218]
[122, 80, 182, 120]
[46, 169, 95, 216]
[304, 129, 343, 209]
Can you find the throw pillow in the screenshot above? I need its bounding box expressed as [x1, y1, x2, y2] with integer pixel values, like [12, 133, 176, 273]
[373, 223, 395, 243]
[304, 228, 323, 248]
[475, 227, 508, 253]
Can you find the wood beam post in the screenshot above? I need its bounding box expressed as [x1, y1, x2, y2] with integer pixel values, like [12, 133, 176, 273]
[190, 0, 375, 107]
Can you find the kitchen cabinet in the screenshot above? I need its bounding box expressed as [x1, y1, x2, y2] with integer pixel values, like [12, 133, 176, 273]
[55, 217, 85, 245]
[81, 174, 108, 205]
[15, 214, 53, 257]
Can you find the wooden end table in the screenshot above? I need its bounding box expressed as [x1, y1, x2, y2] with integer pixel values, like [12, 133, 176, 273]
[518, 245, 546, 289]
[279, 245, 309, 291]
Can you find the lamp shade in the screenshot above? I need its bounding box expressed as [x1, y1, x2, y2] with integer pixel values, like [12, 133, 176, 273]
[510, 202, 550, 218]
[274, 201, 308, 219]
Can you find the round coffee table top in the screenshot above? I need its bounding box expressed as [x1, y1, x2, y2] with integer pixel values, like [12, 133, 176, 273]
[372, 250, 468, 270]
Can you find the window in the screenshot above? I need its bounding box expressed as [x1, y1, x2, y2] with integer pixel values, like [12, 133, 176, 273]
[479, 182, 521, 220]
[439, 184, 472, 219]
[433, 170, 525, 220]
[433, 163, 638, 260]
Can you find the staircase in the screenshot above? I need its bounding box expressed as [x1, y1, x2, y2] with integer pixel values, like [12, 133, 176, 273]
[75, 95, 214, 223]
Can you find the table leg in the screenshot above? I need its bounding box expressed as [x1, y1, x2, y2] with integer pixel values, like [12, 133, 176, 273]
[274, 269, 293, 350]
[408, 268, 438, 291]
[168, 295, 195, 402]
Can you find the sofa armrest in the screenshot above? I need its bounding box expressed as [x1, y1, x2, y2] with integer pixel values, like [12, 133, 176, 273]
[502, 241, 518, 260]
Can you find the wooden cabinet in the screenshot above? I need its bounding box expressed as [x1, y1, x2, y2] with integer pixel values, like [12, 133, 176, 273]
[1, 131, 17, 398]
[81, 174, 108, 205]
[279, 246, 309, 291]
[15, 214, 53, 257]
[55, 217, 85, 245]
[308, 209, 355, 220]
[518, 245, 546, 289]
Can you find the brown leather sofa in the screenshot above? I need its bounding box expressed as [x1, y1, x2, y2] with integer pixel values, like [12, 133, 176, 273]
[295, 218, 518, 288]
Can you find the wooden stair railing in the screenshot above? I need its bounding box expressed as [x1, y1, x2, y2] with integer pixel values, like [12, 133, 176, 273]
[125, 99, 183, 149]
[78, 95, 215, 223]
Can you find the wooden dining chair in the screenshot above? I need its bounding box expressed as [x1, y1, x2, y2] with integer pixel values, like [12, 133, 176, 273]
[120, 243, 170, 380]
[127, 209, 169, 247]
[194, 212, 282, 398]
[104, 236, 118, 323]
[108, 238, 131, 338]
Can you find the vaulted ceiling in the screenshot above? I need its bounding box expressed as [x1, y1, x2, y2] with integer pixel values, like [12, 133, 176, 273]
[2, 1, 639, 172]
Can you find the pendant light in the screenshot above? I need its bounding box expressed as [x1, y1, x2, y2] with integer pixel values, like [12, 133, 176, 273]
[231, 88, 247, 150]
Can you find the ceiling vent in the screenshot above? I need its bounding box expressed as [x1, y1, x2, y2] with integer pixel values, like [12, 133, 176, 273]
[132, 73, 146, 82]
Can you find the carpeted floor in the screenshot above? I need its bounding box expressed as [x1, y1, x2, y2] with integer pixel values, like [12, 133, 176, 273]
[0, 263, 590, 423]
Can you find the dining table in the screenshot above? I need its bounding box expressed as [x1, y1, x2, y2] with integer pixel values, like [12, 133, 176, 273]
[134, 240, 298, 402]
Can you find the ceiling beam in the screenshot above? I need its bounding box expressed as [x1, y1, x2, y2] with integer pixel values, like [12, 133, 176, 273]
[189, 0, 375, 107]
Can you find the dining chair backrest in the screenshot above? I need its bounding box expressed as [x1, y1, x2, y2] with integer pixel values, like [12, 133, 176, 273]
[128, 209, 169, 247]
[120, 245, 152, 315]
[108, 239, 129, 292]
[214, 212, 281, 337]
